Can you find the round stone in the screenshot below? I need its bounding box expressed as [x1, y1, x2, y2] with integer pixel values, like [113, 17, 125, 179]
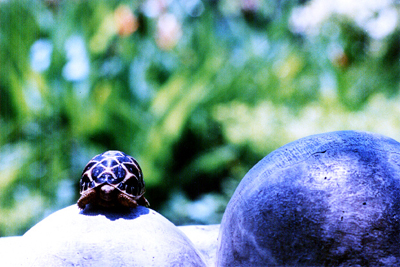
[218, 131, 400, 266]
[12, 205, 206, 266]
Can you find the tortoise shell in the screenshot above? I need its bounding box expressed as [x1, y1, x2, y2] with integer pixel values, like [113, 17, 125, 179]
[78, 150, 149, 209]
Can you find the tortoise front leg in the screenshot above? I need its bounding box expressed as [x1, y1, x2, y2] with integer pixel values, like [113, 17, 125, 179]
[77, 189, 97, 209]
[118, 194, 139, 208]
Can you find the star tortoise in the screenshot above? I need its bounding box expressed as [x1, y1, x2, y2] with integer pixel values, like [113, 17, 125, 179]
[77, 150, 149, 209]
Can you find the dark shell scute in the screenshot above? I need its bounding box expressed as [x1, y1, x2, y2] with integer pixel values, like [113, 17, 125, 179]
[110, 159, 118, 167]
[125, 184, 133, 195]
[117, 156, 132, 163]
[117, 183, 125, 190]
[112, 165, 126, 179]
[125, 176, 140, 195]
[100, 159, 118, 168]
[82, 161, 96, 175]
[88, 180, 95, 189]
[95, 173, 112, 184]
[124, 163, 141, 178]
[80, 183, 86, 192]
[103, 151, 125, 158]
[91, 166, 105, 179]
[106, 173, 117, 184]
[92, 154, 105, 162]
[116, 176, 141, 196]
[80, 174, 91, 191]
[110, 174, 124, 185]
[81, 174, 90, 183]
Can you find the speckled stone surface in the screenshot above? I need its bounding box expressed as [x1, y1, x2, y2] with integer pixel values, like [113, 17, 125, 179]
[1, 205, 206, 266]
[218, 131, 400, 266]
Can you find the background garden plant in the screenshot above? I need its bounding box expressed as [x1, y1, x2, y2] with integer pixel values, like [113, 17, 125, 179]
[1, 0, 399, 236]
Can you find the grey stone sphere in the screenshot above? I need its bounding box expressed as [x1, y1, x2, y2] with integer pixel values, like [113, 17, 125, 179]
[8, 205, 206, 266]
[217, 131, 400, 266]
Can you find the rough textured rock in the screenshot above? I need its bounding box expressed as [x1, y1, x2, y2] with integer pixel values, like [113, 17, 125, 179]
[218, 131, 400, 266]
[3, 205, 206, 266]
[179, 224, 220, 266]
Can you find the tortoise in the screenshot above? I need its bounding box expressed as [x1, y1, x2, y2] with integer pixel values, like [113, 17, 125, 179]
[77, 150, 150, 209]
[217, 131, 400, 266]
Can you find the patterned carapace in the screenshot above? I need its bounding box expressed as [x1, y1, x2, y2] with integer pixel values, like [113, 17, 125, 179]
[77, 150, 149, 209]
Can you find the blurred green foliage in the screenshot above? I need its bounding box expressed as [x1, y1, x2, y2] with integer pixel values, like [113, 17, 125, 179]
[0, 0, 399, 235]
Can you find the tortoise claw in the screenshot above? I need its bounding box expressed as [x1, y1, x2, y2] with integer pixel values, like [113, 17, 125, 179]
[138, 196, 150, 208]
